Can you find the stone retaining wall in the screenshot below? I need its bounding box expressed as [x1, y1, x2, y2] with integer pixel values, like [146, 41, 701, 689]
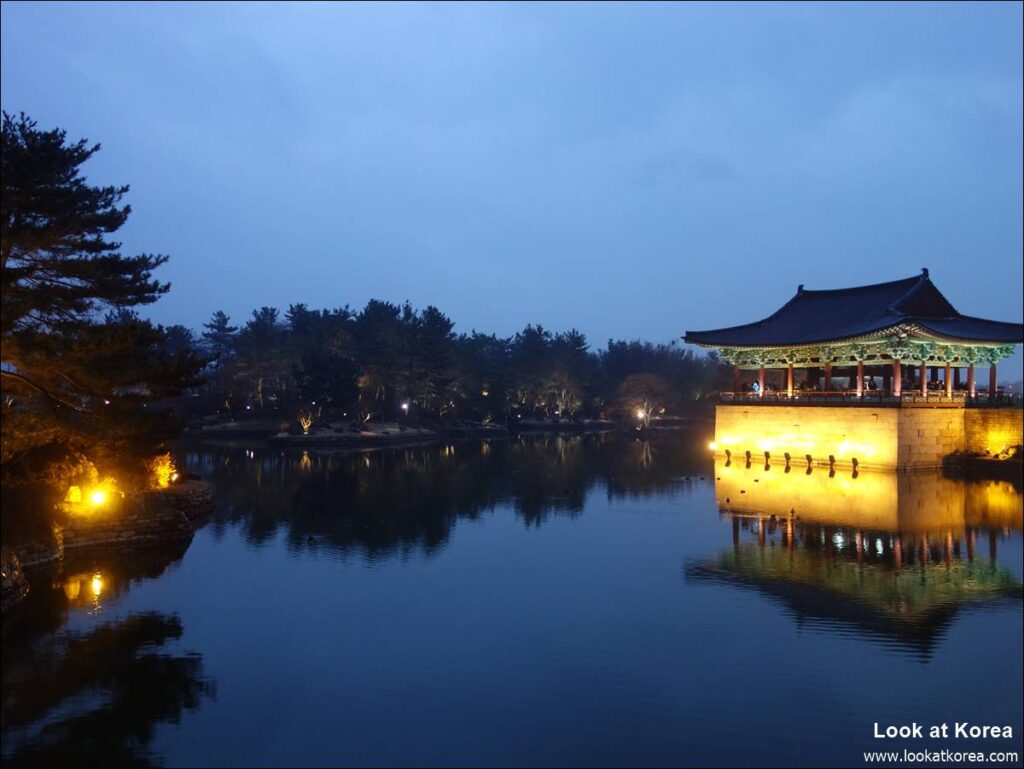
[714, 404, 1024, 470]
[964, 408, 1024, 455]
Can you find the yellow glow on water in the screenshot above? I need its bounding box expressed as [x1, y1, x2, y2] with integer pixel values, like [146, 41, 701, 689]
[714, 460, 1022, 533]
[91, 573, 103, 597]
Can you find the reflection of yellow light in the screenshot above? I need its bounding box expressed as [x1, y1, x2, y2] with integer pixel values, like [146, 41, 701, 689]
[63, 578, 81, 601]
[91, 573, 103, 597]
[89, 490, 107, 506]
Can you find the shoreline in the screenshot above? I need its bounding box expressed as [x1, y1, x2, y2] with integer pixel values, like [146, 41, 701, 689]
[1, 481, 215, 615]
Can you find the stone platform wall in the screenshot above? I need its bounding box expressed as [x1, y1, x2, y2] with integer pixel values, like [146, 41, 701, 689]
[715, 405, 1023, 471]
[714, 404, 901, 469]
[964, 408, 1024, 455]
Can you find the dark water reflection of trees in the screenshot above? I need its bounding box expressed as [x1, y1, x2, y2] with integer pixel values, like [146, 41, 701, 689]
[2, 550, 215, 768]
[177, 430, 714, 559]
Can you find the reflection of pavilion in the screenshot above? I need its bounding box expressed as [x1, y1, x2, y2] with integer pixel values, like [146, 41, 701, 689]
[685, 461, 1023, 657]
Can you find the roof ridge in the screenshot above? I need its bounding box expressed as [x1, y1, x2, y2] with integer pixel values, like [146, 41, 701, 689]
[798, 273, 922, 297]
[890, 270, 959, 318]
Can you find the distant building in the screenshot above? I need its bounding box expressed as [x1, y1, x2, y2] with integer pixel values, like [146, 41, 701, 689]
[685, 268, 1022, 399]
[685, 270, 1023, 470]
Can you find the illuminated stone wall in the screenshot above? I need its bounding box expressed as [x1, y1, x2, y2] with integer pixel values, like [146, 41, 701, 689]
[714, 404, 1020, 470]
[714, 405, 901, 469]
[895, 409, 965, 470]
[964, 408, 1024, 455]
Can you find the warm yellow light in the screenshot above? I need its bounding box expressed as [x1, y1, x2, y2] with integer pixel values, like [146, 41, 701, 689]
[636, 409, 645, 419]
[66, 485, 82, 504]
[91, 573, 103, 597]
[151, 452, 176, 488]
[709, 441, 719, 451]
[89, 489, 107, 506]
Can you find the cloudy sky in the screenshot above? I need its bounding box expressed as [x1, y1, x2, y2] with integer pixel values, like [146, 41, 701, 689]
[2, 2, 1022, 375]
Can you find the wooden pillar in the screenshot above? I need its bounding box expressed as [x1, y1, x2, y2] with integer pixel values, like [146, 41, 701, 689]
[892, 360, 902, 396]
[732, 365, 739, 394]
[856, 360, 864, 397]
[893, 537, 902, 570]
[758, 365, 765, 398]
[824, 362, 832, 392]
[919, 362, 927, 397]
[967, 365, 975, 398]
[787, 363, 794, 398]
[944, 363, 951, 397]
[989, 364, 997, 397]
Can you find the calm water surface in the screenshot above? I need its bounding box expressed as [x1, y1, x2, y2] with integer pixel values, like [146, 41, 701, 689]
[3, 431, 1022, 767]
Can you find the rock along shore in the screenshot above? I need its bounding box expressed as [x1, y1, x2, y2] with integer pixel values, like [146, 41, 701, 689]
[1, 480, 215, 613]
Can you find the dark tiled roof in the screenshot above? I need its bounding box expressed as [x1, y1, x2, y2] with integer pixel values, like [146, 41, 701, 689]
[684, 270, 1023, 347]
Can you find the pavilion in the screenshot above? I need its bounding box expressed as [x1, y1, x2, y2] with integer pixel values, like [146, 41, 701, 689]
[685, 269, 1022, 403]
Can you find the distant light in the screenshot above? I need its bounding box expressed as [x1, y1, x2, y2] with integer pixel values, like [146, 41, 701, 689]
[636, 409, 645, 420]
[103, 399, 110, 405]
[89, 489, 107, 506]
[708, 441, 718, 451]
[401, 402, 409, 411]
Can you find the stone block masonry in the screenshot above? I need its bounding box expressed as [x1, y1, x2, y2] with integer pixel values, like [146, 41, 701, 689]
[714, 405, 1023, 471]
[964, 408, 1024, 455]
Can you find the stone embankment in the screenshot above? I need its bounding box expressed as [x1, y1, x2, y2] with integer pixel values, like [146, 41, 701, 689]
[1, 481, 214, 612]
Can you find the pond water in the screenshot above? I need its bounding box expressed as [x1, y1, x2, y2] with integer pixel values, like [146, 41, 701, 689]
[3, 431, 1022, 767]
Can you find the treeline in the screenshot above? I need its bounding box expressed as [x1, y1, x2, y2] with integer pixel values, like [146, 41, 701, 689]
[181, 301, 726, 424]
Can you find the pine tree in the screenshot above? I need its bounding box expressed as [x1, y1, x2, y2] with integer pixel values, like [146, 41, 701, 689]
[1, 113, 205, 502]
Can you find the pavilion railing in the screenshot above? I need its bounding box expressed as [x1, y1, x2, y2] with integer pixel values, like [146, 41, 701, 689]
[718, 391, 1021, 407]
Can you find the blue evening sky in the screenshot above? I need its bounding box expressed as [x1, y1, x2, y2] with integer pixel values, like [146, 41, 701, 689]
[2, 2, 1022, 377]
